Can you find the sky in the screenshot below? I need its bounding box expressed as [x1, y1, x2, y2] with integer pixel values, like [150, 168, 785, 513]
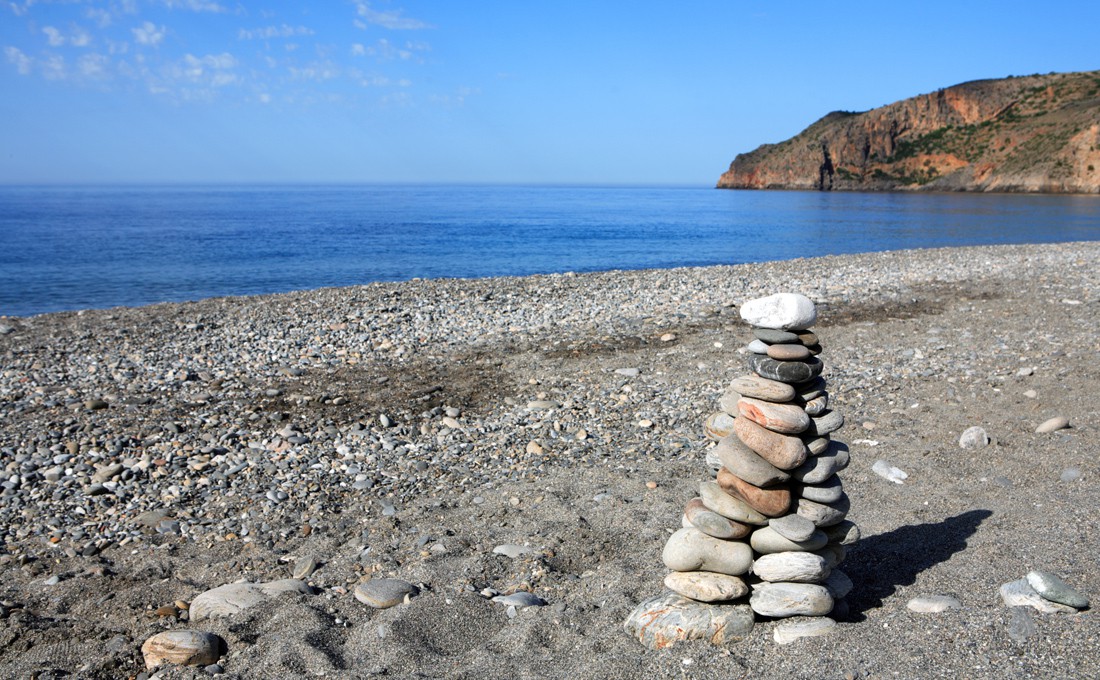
[1, 1, 1098, 185]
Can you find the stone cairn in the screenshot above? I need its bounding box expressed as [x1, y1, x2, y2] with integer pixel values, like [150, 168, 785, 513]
[625, 293, 860, 647]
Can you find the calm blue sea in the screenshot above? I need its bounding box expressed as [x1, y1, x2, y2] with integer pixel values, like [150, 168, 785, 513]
[1, 184, 1099, 317]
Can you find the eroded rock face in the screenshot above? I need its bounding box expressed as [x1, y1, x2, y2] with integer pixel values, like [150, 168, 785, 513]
[717, 69, 1100, 194]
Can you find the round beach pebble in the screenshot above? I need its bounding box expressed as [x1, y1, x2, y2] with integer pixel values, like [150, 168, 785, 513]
[717, 469, 791, 517]
[662, 527, 753, 576]
[714, 435, 789, 488]
[699, 481, 768, 525]
[664, 571, 750, 602]
[1026, 571, 1089, 609]
[767, 343, 812, 361]
[733, 417, 807, 470]
[753, 552, 831, 583]
[750, 582, 833, 618]
[730, 375, 796, 403]
[740, 293, 817, 331]
[769, 513, 817, 542]
[684, 497, 751, 540]
[189, 579, 313, 621]
[142, 630, 225, 670]
[1035, 416, 1070, 434]
[737, 397, 810, 434]
[746, 339, 770, 354]
[624, 593, 754, 650]
[790, 447, 839, 484]
[750, 525, 828, 554]
[354, 578, 420, 608]
[805, 409, 844, 436]
[796, 474, 844, 504]
[747, 354, 823, 384]
[773, 616, 836, 644]
[795, 495, 850, 527]
[753, 327, 800, 344]
[907, 595, 961, 613]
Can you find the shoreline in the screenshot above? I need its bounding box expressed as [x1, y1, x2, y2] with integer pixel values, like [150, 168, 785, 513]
[1, 241, 1098, 678]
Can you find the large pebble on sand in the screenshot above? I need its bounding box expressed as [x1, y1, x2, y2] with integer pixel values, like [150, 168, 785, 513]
[1026, 571, 1089, 609]
[189, 579, 314, 621]
[663, 528, 753, 575]
[142, 630, 226, 669]
[354, 578, 420, 608]
[753, 552, 831, 583]
[750, 525, 828, 554]
[750, 582, 833, 617]
[664, 571, 749, 602]
[740, 293, 817, 331]
[624, 593, 754, 649]
[999, 579, 1078, 613]
[773, 617, 836, 644]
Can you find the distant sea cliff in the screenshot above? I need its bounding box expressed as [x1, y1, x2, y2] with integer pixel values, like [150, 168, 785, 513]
[717, 69, 1100, 194]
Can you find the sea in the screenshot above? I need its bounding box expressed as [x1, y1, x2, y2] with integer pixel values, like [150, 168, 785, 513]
[1, 184, 1099, 317]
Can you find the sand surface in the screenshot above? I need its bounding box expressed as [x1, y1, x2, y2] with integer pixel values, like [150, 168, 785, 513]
[1, 242, 1098, 679]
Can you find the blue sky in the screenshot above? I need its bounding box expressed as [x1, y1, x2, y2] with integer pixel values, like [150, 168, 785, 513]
[2, 1, 1097, 185]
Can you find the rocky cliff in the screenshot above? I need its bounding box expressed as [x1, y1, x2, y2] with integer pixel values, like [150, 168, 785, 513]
[717, 70, 1100, 193]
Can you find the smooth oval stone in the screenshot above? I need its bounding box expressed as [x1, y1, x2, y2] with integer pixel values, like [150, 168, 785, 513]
[796, 330, 819, 345]
[907, 595, 960, 613]
[354, 578, 420, 608]
[664, 571, 749, 602]
[662, 527, 754, 576]
[737, 397, 810, 434]
[730, 375, 796, 403]
[142, 630, 225, 670]
[733, 416, 807, 470]
[1035, 416, 1070, 434]
[805, 343, 823, 355]
[823, 520, 861, 546]
[684, 497, 751, 539]
[492, 592, 547, 607]
[190, 579, 313, 621]
[795, 377, 827, 401]
[795, 495, 850, 527]
[704, 411, 736, 441]
[740, 293, 817, 331]
[833, 442, 850, 470]
[802, 393, 829, 416]
[1026, 571, 1089, 608]
[753, 327, 800, 344]
[773, 616, 836, 644]
[796, 474, 844, 504]
[805, 409, 845, 436]
[769, 514, 817, 542]
[790, 447, 839, 484]
[748, 354, 823, 384]
[767, 343, 812, 361]
[746, 339, 770, 354]
[624, 593, 754, 649]
[823, 569, 853, 599]
[1000, 579, 1077, 613]
[803, 435, 831, 456]
[753, 552, 830, 583]
[714, 435, 789, 487]
[750, 582, 833, 618]
[959, 426, 990, 449]
[717, 469, 791, 517]
[750, 525, 828, 554]
[699, 481, 768, 525]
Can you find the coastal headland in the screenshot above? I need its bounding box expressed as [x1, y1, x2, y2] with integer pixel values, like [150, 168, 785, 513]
[1, 242, 1098, 678]
[718, 69, 1100, 194]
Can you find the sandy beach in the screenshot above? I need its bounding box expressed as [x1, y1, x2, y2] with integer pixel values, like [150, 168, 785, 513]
[1, 241, 1098, 679]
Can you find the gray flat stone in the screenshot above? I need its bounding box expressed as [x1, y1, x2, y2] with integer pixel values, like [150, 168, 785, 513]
[753, 552, 830, 583]
[750, 582, 833, 618]
[750, 525, 828, 554]
[730, 374, 797, 403]
[795, 495, 850, 527]
[773, 616, 836, 644]
[822, 520, 861, 546]
[805, 409, 844, 436]
[662, 527, 753, 576]
[907, 595, 961, 613]
[752, 328, 800, 344]
[769, 514, 817, 542]
[999, 578, 1077, 613]
[823, 569, 853, 599]
[796, 474, 843, 503]
[190, 579, 313, 621]
[492, 591, 547, 608]
[714, 435, 790, 487]
[354, 578, 420, 608]
[1026, 571, 1089, 609]
[790, 448, 839, 484]
[624, 592, 754, 649]
[748, 354, 823, 384]
[664, 571, 749, 602]
[699, 481, 768, 525]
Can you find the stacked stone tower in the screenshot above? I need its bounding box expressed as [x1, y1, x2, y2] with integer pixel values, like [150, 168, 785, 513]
[625, 293, 859, 647]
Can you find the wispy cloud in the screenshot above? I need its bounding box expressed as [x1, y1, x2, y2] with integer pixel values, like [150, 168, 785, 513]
[238, 24, 314, 40]
[352, 38, 430, 61]
[4, 46, 32, 75]
[133, 21, 166, 47]
[42, 25, 92, 48]
[161, 0, 226, 12]
[354, 1, 431, 30]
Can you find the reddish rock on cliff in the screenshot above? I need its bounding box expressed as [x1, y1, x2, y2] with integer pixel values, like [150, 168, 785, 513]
[717, 70, 1100, 194]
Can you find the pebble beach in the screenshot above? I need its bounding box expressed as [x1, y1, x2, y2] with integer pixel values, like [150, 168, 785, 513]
[1, 241, 1098, 679]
